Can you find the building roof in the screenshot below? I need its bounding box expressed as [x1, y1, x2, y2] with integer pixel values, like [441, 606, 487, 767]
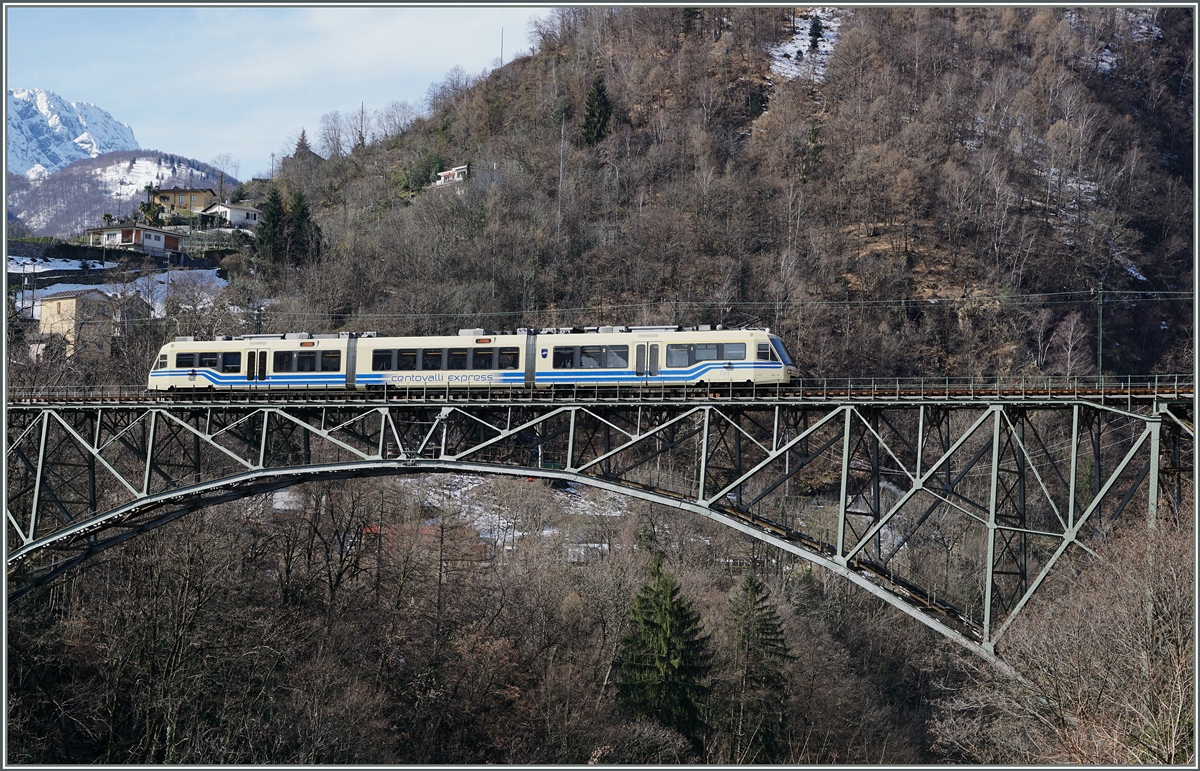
[160, 187, 217, 195]
[84, 222, 187, 236]
[201, 202, 263, 213]
[38, 288, 111, 301]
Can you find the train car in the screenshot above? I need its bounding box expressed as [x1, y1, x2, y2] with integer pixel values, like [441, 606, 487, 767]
[146, 326, 797, 391]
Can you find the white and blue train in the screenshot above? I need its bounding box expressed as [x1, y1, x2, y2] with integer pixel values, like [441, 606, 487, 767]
[147, 326, 797, 391]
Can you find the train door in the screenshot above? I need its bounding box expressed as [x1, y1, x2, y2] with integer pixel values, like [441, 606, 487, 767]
[246, 349, 268, 386]
[636, 344, 659, 384]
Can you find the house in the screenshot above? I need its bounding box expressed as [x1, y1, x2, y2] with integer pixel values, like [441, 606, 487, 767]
[37, 288, 152, 357]
[154, 187, 217, 214]
[429, 163, 504, 194]
[84, 222, 187, 256]
[200, 202, 263, 228]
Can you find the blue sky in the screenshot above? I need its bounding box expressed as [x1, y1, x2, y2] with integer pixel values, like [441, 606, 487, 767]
[6, 5, 550, 179]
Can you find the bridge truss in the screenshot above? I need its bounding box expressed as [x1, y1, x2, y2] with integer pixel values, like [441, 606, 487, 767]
[6, 378, 1193, 666]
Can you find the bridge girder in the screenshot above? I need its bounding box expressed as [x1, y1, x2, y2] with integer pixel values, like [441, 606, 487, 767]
[6, 390, 1192, 665]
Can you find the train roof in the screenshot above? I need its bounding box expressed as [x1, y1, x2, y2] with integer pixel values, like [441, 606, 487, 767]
[168, 325, 774, 344]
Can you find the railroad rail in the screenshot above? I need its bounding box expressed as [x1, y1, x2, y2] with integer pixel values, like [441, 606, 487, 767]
[7, 374, 1194, 407]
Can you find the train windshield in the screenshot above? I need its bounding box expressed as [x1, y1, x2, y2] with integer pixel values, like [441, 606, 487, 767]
[769, 336, 794, 366]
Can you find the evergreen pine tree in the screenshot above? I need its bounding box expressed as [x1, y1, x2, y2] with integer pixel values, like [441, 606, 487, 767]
[582, 72, 613, 146]
[254, 185, 287, 268]
[809, 16, 824, 51]
[295, 128, 313, 155]
[719, 572, 791, 763]
[614, 557, 712, 750]
[286, 190, 321, 265]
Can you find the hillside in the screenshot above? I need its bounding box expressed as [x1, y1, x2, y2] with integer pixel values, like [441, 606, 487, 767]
[7, 150, 235, 236]
[231, 6, 1190, 380]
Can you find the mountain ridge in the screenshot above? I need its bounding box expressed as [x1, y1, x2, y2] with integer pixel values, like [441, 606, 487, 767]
[7, 87, 139, 179]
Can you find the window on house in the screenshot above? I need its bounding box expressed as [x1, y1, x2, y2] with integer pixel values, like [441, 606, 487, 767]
[190, 195, 196, 202]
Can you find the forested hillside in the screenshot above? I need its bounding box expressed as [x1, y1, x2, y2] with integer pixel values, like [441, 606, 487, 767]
[232, 5, 1192, 380]
[7, 7, 1193, 765]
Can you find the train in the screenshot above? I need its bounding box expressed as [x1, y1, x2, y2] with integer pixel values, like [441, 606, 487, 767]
[147, 326, 797, 391]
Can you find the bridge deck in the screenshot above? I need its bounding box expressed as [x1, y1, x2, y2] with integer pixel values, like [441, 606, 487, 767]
[7, 375, 1194, 408]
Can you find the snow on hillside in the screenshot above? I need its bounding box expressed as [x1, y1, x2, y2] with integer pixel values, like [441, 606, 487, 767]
[8, 151, 227, 237]
[768, 8, 846, 83]
[7, 88, 138, 178]
[93, 156, 210, 200]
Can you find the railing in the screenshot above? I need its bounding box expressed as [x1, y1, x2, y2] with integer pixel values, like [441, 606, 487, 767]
[5, 374, 1193, 406]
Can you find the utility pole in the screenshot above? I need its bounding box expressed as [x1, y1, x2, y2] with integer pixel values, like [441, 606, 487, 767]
[1095, 284, 1103, 381]
[500, 27, 504, 65]
[557, 120, 565, 242]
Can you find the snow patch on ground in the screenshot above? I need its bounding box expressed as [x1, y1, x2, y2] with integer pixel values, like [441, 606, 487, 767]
[768, 8, 845, 83]
[7, 255, 119, 273]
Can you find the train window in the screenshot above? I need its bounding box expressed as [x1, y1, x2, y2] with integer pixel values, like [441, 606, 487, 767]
[553, 347, 576, 369]
[320, 351, 341, 372]
[694, 344, 719, 361]
[471, 348, 494, 369]
[580, 346, 604, 368]
[155, 354, 167, 370]
[297, 351, 318, 372]
[198, 352, 219, 368]
[274, 351, 295, 372]
[666, 345, 689, 368]
[757, 343, 772, 361]
[372, 350, 394, 371]
[396, 349, 417, 371]
[722, 343, 746, 361]
[422, 349, 444, 370]
[175, 352, 195, 368]
[607, 346, 629, 368]
[221, 352, 241, 373]
[447, 349, 468, 369]
[497, 347, 520, 370]
[770, 337, 794, 366]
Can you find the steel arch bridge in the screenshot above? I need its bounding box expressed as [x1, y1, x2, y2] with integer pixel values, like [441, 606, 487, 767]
[6, 377, 1193, 668]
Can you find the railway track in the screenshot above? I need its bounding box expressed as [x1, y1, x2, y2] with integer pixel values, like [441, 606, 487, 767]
[7, 376, 1193, 407]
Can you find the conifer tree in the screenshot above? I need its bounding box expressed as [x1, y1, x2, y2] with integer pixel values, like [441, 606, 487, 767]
[809, 16, 824, 51]
[253, 185, 287, 268]
[286, 190, 321, 265]
[582, 72, 613, 146]
[614, 557, 712, 750]
[295, 129, 313, 155]
[718, 572, 791, 763]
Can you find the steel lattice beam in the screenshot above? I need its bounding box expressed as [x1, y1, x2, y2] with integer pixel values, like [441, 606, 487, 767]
[6, 387, 1192, 666]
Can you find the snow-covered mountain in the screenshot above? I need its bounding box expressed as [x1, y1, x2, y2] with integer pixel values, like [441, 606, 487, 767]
[7, 88, 139, 179]
[7, 150, 234, 236]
